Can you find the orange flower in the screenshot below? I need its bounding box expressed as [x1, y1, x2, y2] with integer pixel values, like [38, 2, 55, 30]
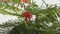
[22, 11, 32, 22]
[20, 0, 28, 3]
[23, 0, 28, 3]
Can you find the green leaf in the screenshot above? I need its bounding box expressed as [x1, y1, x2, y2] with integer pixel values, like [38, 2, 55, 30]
[0, 9, 20, 16]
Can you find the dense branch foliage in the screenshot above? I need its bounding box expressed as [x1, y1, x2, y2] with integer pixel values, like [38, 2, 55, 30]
[0, 0, 60, 34]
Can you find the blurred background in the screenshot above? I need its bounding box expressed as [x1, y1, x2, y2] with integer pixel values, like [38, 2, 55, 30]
[0, 0, 60, 34]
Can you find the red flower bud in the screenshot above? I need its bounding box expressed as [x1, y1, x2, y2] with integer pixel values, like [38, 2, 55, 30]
[22, 11, 32, 22]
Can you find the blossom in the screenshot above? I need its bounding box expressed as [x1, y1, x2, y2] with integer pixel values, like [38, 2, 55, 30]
[20, 0, 28, 3]
[22, 11, 32, 22]
[30, 15, 36, 21]
[23, 0, 28, 3]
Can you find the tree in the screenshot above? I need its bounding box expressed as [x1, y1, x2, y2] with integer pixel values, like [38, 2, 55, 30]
[0, 0, 60, 34]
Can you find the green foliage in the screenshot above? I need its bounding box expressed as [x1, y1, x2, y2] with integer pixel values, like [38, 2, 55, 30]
[13, 0, 20, 3]
[0, 0, 60, 34]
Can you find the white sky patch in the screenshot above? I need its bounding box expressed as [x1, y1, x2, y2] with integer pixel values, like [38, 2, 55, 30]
[34, 0, 60, 7]
[0, 14, 17, 24]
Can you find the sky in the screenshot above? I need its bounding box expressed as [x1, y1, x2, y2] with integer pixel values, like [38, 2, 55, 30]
[35, 0, 60, 7]
[0, 14, 17, 24]
[0, 0, 60, 24]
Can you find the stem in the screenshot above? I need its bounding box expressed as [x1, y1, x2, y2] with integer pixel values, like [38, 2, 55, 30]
[41, 0, 48, 9]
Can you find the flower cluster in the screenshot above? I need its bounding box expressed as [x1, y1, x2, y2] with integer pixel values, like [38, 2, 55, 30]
[22, 11, 32, 22]
[22, 11, 36, 23]
[20, 0, 36, 22]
